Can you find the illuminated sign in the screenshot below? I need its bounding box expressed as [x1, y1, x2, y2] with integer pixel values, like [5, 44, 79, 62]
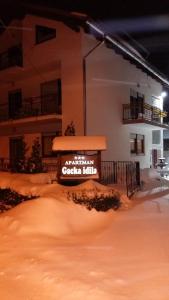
[60, 154, 99, 180]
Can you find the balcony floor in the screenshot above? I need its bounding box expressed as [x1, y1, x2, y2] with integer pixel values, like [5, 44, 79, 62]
[123, 118, 169, 129]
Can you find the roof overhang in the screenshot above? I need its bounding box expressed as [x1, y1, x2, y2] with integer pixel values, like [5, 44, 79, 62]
[86, 20, 169, 88]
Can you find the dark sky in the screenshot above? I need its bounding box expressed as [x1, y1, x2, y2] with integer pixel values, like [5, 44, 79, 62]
[1, 0, 169, 22]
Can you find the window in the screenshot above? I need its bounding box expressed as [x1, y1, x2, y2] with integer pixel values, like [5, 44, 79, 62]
[42, 132, 61, 157]
[35, 25, 56, 44]
[137, 134, 144, 154]
[130, 89, 144, 119]
[41, 79, 62, 114]
[130, 133, 137, 154]
[130, 133, 144, 155]
[152, 130, 161, 144]
[8, 89, 22, 119]
[164, 139, 169, 151]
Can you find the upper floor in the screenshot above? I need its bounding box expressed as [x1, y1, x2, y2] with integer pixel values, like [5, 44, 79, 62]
[0, 15, 83, 79]
[0, 13, 168, 134]
[0, 78, 62, 127]
[122, 89, 168, 129]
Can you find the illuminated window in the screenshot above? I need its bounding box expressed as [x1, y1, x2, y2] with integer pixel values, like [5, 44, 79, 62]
[137, 134, 144, 154]
[130, 133, 144, 155]
[130, 133, 137, 154]
[35, 25, 56, 44]
[42, 132, 61, 157]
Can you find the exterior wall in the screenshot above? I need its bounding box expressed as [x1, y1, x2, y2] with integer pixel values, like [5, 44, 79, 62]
[82, 34, 163, 169]
[0, 136, 9, 158]
[22, 15, 84, 135]
[0, 14, 85, 159]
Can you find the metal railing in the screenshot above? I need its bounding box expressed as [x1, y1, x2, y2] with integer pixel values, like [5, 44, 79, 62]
[101, 160, 140, 197]
[0, 94, 62, 122]
[0, 158, 58, 173]
[0, 158, 10, 171]
[0, 158, 140, 197]
[123, 103, 168, 126]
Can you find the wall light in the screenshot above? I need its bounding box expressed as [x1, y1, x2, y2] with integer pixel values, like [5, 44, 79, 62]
[161, 91, 167, 99]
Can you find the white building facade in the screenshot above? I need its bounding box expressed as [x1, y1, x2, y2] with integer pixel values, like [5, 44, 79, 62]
[0, 13, 168, 170]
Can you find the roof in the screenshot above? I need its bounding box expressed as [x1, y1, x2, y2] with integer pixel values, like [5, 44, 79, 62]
[52, 136, 107, 151]
[87, 21, 169, 88]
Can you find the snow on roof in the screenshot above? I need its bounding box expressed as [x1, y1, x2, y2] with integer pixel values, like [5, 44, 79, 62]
[52, 136, 107, 151]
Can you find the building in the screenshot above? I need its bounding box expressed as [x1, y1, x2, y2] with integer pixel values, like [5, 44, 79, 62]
[0, 11, 168, 171]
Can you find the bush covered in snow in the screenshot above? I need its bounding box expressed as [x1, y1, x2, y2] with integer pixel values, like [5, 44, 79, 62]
[0, 188, 38, 213]
[67, 190, 121, 211]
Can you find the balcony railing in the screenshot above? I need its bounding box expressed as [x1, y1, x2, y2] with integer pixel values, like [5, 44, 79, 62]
[123, 103, 168, 126]
[0, 94, 62, 122]
[0, 45, 23, 70]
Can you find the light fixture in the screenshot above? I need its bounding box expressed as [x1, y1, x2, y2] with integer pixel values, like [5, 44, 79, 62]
[161, 91, 167, 98]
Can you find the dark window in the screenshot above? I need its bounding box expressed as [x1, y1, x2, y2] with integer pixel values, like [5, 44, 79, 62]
[130, 89, 144, 119]
[0, 45, 22, 70]
[8, 89, 22, 119]
[130, 133, 144, 155]
[42, 132, 61, 157]
[9, 136, 23, 170]
[35, 25, 56, 44]
[164, 139, 169, 151]
[41, 79, 62, 114]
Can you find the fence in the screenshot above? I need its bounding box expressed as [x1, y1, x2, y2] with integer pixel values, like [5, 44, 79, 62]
[0, 158, 10, 171]
[101, 161, 140, 197]
[0, 158, 140, 197]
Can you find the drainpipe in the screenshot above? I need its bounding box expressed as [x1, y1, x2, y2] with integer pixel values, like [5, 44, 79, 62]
[83, 40, 104, 135]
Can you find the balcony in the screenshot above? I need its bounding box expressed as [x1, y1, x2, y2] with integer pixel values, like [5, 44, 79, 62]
[0, 94, 62, 123]
[123, 103, 169, 129]
[0, 45, 23, 71]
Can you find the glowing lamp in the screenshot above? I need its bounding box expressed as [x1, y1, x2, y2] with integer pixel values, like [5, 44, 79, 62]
[161, 91, 167, 98]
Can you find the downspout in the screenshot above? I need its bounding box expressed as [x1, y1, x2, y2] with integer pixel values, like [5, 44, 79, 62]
[83, 40, 104, 135]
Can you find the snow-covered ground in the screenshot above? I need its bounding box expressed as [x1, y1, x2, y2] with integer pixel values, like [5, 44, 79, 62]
[0, 170, 169, 299]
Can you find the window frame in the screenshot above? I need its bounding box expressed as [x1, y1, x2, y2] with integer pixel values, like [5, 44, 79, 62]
[40, 79, 62, 115]
[42, 132, 61, 157]
[130, 133, 145, 155]
[164, 139, 169, 151]
[35, 25, 56, 44]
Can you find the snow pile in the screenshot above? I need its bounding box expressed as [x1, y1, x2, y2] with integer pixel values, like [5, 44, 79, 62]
[140, 168, 162, 190]
[0, 196, 115, 237]
[0, 172, 130, 237]
[0, 170, 169, 299]
[0, 172, 130, 209]
[140, 168, 169, 190]
[0, 172, 60, 196]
